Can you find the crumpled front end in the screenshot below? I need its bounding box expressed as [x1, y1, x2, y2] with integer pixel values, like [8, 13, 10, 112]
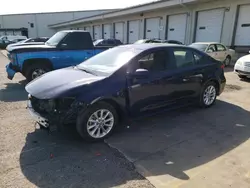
[27, 94, 84, 131]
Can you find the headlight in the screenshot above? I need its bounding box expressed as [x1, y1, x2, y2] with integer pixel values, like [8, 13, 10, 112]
[236, 61, 242, 65]
[9, 53, 16, 63]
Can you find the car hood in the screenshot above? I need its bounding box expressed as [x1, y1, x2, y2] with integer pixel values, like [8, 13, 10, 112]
[25, 67, 105, 99]
[6, 42, 45, 51]
[238, 54, 250, 62]
[10, 44, 55, 53]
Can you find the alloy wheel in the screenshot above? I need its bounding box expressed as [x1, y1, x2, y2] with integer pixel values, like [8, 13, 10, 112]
[203, 85, 216, 106]
[86, 109, 114, 138]
[32, 69, 46, 80]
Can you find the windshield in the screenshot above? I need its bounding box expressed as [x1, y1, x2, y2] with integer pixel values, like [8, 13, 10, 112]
[93, 39, 103, 46]
[189, 43, 208, 51]
[77, 46, 143, 76]
[46, 31, 67, 46]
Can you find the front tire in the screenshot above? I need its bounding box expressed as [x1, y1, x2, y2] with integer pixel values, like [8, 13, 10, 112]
[199, 82, 217, 108]
[25, 64, 51, 82]
[76, 102, 119, 142]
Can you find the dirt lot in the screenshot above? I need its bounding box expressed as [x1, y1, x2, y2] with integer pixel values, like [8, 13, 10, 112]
[1, 52, 250, 188]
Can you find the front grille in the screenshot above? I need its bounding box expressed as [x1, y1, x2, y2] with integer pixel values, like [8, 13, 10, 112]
[30, 96, 56, 115]
[30, 96, 75, 114]
[244, 62, 250, 67]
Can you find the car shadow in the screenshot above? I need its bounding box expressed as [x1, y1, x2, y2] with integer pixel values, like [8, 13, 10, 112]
[224, 66, 234, 73]
[0, 80, 27, 102]
[240, 77, 250, 83]
[19, 125, 149, 188]
[106, 100, 250, 181]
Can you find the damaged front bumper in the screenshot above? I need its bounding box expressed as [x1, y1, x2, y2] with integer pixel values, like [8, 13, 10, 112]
[27, 96, 84, 131]
[27, 100, 50, 128]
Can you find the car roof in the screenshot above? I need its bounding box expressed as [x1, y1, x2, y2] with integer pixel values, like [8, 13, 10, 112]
[119, 43, 187, 50]
[191, 42, 219, 45]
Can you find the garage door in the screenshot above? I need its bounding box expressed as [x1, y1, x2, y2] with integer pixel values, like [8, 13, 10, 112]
[103, 24, 112, 39]
[83, 26, 92, 38]
[115, 22, 124, 43]
[128, 20, 140, 43]
[167, 14, 187, 44]
[195, 9, 225, 42]
[235, 5, 250, 46]
[93, 25, 101, 40]
[145, 17, 160, 39]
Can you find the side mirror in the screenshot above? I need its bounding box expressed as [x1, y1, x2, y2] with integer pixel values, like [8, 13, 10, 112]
[128, 68, 149, 79]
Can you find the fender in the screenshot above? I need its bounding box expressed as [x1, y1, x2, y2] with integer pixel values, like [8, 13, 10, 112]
[89, 96, 129, 120]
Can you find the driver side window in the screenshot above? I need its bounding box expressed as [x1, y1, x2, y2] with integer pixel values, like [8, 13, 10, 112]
[137, 50, 168, 72]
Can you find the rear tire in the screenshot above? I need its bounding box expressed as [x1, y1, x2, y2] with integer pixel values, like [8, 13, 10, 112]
[199, 82, 217, 108]
[224, 56, 231, 67]
[25, 63, 51, 82]
[76, 102, 119, 142]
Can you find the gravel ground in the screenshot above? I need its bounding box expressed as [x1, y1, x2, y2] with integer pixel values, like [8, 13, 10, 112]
[0, 53, 154, 188]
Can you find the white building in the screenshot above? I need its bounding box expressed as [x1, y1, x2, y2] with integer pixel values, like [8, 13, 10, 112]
[0, 9, 117, 38]
[49, 0, 250, 52]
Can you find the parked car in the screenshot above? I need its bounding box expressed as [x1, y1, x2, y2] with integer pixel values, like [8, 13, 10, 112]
[234, 52, 250, 79]
[134, 39, 183, 45]
[26, 43, 226, 142]
[93, 39, 123, 47]
[10, 38, 27, 43]
[165, 40, 183, 45]
[189, 42, 235, 66]
[6, 30, 110, 81]
[6, 37, 50, 52]
[0, 35, 27, 41]
[134, 39, 165, 44]
[0, 39, 15, 49]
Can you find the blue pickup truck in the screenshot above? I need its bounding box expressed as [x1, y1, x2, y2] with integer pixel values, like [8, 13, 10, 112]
[6, 30, 109, 81]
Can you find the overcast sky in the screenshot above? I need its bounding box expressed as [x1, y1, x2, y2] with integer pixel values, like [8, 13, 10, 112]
[0, 0, 156, 15]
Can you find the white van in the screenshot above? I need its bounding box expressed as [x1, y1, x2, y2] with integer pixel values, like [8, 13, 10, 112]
[0, 35, 27, 41]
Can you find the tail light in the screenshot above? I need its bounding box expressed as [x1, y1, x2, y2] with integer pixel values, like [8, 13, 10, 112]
[221, 64, 225, 69]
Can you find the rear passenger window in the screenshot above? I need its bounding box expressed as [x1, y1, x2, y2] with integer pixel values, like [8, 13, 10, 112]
[173, 50, 195, 68]
[138, 50, 168, 71]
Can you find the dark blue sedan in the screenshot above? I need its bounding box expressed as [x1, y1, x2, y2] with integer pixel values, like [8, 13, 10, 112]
[26, 44, 226, 142]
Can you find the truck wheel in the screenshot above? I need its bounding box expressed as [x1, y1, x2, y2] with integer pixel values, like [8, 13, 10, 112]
[25, 64, 51, 82]
[224, 56, 231, 67]
[76, 102, 119, 142]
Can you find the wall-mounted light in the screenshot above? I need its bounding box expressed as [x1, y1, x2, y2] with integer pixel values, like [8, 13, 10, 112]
[225, 7, 230, 12]
[140, 13, 144, 17]
[28, 22, 34, 28]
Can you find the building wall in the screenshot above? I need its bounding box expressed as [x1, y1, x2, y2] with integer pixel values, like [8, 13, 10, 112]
[0, 10, 114, 38]
[54, 0, 250, 48]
